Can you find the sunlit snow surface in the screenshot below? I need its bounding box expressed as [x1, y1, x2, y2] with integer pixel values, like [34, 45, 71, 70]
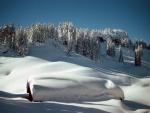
[0, 42, 150, 113]
[27, 69, 124, 102]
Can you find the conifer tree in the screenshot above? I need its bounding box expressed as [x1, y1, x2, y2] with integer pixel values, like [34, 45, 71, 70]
[90, 30, 100, 61]
[83, 29, 90, 57]
[106, 38, 111, 55]
[34, 23, 45, 44]
[53, 28, 59, 48]
[76, 29, 84, 55]
[48, 24, 55, 39]
[15, 26, 28, 56]
[119, 45, 124, 63]
[112, 42, 115, 56]
[135, 45, 141, 66]
[107, 38, 115, 57]
[67, 24, 76, 56]
[58, 22, 63, 43]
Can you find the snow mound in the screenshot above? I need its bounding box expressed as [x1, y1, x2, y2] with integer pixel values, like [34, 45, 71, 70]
[27, 74, 124, 102]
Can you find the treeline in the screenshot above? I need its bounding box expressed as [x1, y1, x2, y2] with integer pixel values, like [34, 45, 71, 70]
[0, 22, 101, 60]
[0, 22, 149, 66]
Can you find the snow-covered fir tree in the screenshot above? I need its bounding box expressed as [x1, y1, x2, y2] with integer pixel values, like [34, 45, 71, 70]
[135, 45, 141, 66]
[106, 38, 111, 55]
[76, 29, 84, 55]
[0, 24, 15, 49]
[107, 38, 115, 57]
[0, 26, 7, 49]
[53, 28, 59, 48]
[2, 25, 10, 45]
[15, 26, 28, 56]
[67, 23, 76, 56]
[112, 42, 115, 56]
[47, 23, 55, 39]
[119, 45, 124, 63]
[32, 23, 45, 46]
[43, 23, 48, 39]
[8, 23, 15, 49]
[91, 38, 100, 61]
[60, 22, 69, 45]
[28, 24, 37, 45]
[58, 23, 63, 43]
[83, 29, 90, 58]
[37, 23, 45, 43]
[90, 30, 100, 61]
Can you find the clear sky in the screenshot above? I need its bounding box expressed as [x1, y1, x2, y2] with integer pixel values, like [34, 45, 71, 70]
[0, 0, 150, 43]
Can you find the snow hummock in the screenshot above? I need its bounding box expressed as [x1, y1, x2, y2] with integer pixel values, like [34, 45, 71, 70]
[27, 72, 124, 102]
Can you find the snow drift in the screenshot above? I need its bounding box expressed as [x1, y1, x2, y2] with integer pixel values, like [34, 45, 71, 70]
[27, 73, 124, 102]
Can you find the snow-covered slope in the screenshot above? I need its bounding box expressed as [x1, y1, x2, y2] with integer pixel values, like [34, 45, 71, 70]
[0, 42, 150, 113]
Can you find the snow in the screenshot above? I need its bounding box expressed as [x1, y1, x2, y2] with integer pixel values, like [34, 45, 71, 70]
[0, 42, 150, 113]
[27, 73, 124, 102]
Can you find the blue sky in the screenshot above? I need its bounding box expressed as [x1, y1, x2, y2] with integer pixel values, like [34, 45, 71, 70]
[0, 0, 150, 43]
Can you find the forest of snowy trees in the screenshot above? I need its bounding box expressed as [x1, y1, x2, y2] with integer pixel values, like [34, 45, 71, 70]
[0, 22, 149, 65]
